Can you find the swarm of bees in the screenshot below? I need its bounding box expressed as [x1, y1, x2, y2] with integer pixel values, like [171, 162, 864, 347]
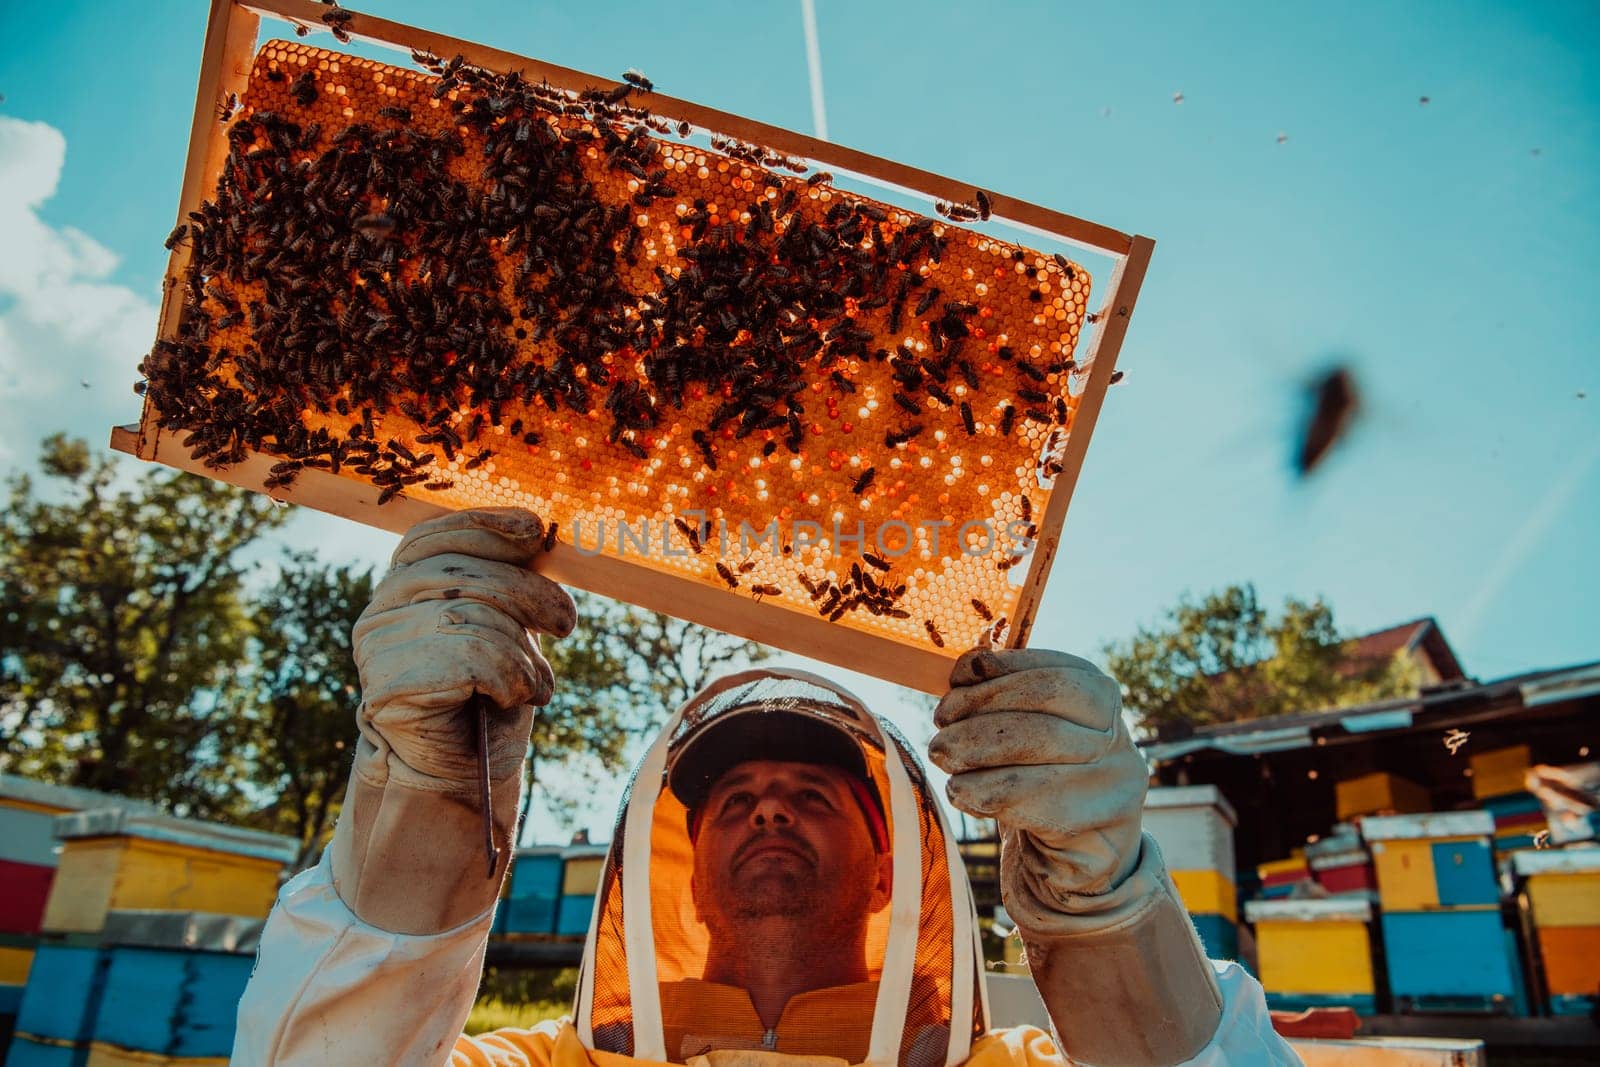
[141, 41, 1098, 649]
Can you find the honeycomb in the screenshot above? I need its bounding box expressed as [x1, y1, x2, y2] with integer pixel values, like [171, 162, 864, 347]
[139, 41, 1098, 656]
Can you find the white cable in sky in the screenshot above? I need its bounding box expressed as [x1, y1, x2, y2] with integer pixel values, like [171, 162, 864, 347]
[800, 0, 829, 141]
[1455, 435, 1600, 645]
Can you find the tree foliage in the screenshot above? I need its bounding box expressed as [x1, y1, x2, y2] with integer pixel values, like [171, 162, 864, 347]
[1104, 583, 1418, 735]
[2, 436, 771, 851]
[241, 552, 372, 865]
[0, 435, 288, 815]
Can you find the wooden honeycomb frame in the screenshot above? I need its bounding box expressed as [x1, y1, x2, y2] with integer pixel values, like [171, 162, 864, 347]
[111, 0, 1154, 694]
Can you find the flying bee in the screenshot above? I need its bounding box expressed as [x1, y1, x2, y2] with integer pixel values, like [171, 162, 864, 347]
[971, 598, 993, 621]
[715, 562, 739, 589]
[924, 620, 945, 648]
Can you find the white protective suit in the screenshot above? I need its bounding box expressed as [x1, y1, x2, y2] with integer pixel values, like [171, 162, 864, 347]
[234, 665, 1298, 1067]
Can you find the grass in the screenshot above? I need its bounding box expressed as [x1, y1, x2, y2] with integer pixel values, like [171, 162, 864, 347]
[464, 997, 570, 1036]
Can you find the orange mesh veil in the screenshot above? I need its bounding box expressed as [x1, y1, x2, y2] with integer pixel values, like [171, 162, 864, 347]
[572, 667, 990, 1066]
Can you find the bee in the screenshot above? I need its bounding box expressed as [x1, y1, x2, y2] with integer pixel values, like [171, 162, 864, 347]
[998, 404, 1017, 436]
[862, 551, 891, 571]
[377, 105, 412, 122]
[798, 574, 821, 598]
[737, 560, 758, 575]
[1054, 396, 1068, 422]
[1109, 369, 1126, 385]
[959, 401, 976, 435]
[827, 604, 848, 622]
[464, 448, 492, 469]
[1016, 358, 1046, 382]
[925, 382, 953, 407]
[829, 370, 856, 394]
[1020, 496, 1032, 521]
[164, 224, 189, 250]
[751, 583, 781, 598]
[291, 71, 318, 106]
[892, 392, 921, 415]
[422, 479, 455, 491]
[990, 616, 1009, 643]
[956, 359, 980, 391]
[677, 119, 692, 137]
[850, 466, 876, 495]
[914, 287, 941, 316]
[971, 598, 993, 621]
[806, 171, 834, 186]
[884, 423, 925, 448]
[542, 520, 560, 552]
[1016, 387, 1049, 405]
[376, 484, 403, 505]
[216, 92, 239, 123]
[265, 68, 286, 83]
[1051, 253, 1075, 279]
[975, 190, 992, 220]
[715, 562, 739, 588]
[924, 619, 945, 648]
[622, 68, 654, 92]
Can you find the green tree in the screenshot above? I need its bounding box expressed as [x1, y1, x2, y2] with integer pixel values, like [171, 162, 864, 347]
[240, 552, 373, 866]
[1104, 583, 1417, 736]
[0, 435, 289, 815]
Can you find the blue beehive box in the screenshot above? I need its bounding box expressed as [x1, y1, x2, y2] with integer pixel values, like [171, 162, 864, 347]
[502, 847, 564, 936]
[94, 946, 254, 1057]
[1380, 910, 1523, 1011]
[13, 944, 105, 1045]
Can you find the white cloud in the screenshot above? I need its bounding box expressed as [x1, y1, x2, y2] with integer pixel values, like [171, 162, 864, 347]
[0, 116, 156, 469]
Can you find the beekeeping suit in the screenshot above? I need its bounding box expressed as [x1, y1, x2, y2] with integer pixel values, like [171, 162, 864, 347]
[233, 509, 1295, 1066]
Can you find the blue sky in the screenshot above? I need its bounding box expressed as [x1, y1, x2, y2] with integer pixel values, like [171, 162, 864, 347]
[1, 1, 1595, 838]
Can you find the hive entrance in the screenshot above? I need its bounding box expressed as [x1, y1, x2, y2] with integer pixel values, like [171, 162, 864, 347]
[115, 2, 1153, 693]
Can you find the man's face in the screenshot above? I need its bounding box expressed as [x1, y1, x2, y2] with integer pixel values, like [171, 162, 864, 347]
[690, 760, 891, 931]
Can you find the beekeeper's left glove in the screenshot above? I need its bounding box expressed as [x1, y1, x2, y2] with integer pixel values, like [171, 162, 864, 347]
[928, 648, 1223, 1067]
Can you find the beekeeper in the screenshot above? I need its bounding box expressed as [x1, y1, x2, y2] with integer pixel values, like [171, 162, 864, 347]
[234, 508, 1296, 1066]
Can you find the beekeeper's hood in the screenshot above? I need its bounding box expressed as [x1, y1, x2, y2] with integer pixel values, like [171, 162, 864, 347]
[573, 666, 990, 1067]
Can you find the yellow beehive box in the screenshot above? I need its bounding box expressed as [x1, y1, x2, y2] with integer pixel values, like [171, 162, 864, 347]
[1244, 897, 1376, 996]
[560, 845, 610, 897]
[39, 809, 296, 934]
[0, 943, 34, 986]
[1470, 745, 1531, 800]
[1336, 772, 1429, 821]
[1514, 850, 1600, 927]
[1170, 868, 1238, 920]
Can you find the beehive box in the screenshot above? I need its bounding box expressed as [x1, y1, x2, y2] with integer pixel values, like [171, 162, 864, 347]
[110, 0, 1153, 694]
[39, 809, 296, 935]
[1512, 849, 1600, 1015]
[500, 846, 565, 937]
[1335, 772, 1430, 822]
[1362, 812, 1498, 912]
[9, 915, 258, 1064]
[1142, 785, 1237, 875]
[1, 776, 166, 937]
[1243, 896, 1377, 1015]
[1378, 909, 1524, 1013]
[556, 844, 609, 937]
[1470, 745, 1530, 800]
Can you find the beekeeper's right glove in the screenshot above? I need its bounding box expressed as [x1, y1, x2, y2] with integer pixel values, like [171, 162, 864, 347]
[332, 507, 575, 935]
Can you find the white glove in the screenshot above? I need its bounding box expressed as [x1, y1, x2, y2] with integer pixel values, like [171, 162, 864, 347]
[332, 507, 575, 935]
[929, 648, 1222, 1067]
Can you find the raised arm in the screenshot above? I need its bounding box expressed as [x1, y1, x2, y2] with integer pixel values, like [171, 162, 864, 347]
[234, 507, 575, 1066]
[928, 648, 1298, 1067]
